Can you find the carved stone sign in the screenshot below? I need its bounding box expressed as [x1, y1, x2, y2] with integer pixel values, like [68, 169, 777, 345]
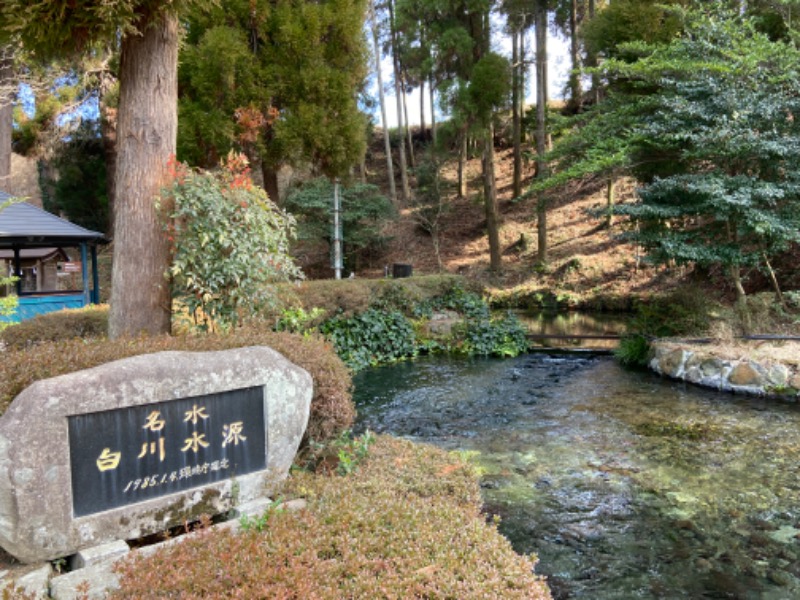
[0, 346, 312, 563]
[69, 386, 266, 517]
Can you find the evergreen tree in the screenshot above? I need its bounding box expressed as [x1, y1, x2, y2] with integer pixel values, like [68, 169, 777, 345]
[537, 7, 800, 312]
[179, 0, 369, 202]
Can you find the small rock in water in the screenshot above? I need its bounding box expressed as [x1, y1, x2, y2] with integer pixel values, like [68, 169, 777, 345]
[767, 570, 791, 587]
[695, 558, 713, 572]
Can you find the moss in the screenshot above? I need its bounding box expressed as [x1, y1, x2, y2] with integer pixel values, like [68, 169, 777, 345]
[150, 489, 223, 529]
[111, 436, 552, 599]
[633, 420, 717, 441]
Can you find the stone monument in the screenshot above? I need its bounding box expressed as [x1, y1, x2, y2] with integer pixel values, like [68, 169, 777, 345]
[0, 346, 312, 563]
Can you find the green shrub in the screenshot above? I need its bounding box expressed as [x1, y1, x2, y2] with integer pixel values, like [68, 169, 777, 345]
[164, 153, 302, 332]
[0, 276, 17, 333]
[0, 328, 353, 447]
[274, 306, 326, 335]
[111, 436, 551, 599]
[320, 309, 416, 371]
[0, 304, 109, 350]
[615, 334, 652, 368]
[284, 178, 396, 272]
[630, 287, 717, 338]
[463, 313, 530, 357]
[414, 284, 490, 320]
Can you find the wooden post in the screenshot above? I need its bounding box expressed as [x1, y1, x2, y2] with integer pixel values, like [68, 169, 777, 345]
[13, 246, 21, 295]
[80, 242, 90, 306]
[91, 245, 100, 304]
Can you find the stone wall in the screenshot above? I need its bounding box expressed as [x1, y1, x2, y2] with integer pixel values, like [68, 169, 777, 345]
[650, 342, 800, 400]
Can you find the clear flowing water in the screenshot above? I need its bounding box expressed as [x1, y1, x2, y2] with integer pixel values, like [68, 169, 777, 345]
[353, 354, 800, 599]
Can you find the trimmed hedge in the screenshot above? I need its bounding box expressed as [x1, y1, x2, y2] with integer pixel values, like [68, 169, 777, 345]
[111, 436, 552, 599]
[0, 304, 109, 350]
[0, 328, 353, 447]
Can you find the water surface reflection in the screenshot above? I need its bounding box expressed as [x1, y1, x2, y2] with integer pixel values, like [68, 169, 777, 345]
[354, 355, 800, 599]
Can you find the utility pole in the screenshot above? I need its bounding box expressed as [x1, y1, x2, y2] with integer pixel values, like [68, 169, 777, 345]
[332, 179, 343, 280]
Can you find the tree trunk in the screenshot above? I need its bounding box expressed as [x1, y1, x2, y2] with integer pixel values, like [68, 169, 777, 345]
[429, 76, 437, 147]
[606, 177, 615, 227]
[568, 0, 582, 108]
[512, 28, 522, 199]
[419, 77, 426, 140]
[484, 123, 502, 272]
[458, 130, 467, 198]
[762, 251, 786, 308]
[731, 263, 751, 331]
[261, 164, 280, 205]
[535, 0, 549, 265]
[388, 0, 410, 203]
[588, 0, 600, 104]
[109, 12, 178, 338]
[401, 74, 415, 168]
[520, 28, 526, 137]
[370, 0, 397, 204]
[0, 47, 12, 193]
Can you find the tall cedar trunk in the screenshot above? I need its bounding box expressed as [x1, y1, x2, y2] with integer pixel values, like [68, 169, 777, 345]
[520, 29, 526, 134]
[484, 123, 502, 272]
[588, 0, 600, 104]
[0, 48, 12, 193]
[568, 0, 582, 107]
[401, 75, 415, 167]
[419, 78, 426, 139]
[429, 76, 437, 146]
[370, 0, 396, 204]
[388, 0, 410, 203]
[109, 12, 178, 338]
[535, 0, 549, 265]
[512, 28, 522, 198]
[458, 131, 467, 198]
[261, 165, 280, 205]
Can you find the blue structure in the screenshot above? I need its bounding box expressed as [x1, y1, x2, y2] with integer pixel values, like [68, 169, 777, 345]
[0, 194, 108, 323]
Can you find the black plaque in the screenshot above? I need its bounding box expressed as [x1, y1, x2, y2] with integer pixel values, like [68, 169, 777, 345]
[68, 386, 266, 517]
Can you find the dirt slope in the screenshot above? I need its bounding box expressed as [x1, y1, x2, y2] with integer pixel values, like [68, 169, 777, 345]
[357, 134, 691, 308]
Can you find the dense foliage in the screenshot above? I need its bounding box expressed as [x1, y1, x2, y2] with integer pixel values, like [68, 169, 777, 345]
[538, 7, 800, 305]
[40, 122, 110, 234]
[111, 436, 551, 599]
[320, 308, 417, 371]
[283, 177, 395, 273]
[282, 279, 529, 370]
[463, 313, 529, 357]
[164, 153, 302, 332]
[178, 0, 369, 189]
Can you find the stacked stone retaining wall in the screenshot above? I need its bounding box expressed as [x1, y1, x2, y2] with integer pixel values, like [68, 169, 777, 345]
[650, 341, 800, 400]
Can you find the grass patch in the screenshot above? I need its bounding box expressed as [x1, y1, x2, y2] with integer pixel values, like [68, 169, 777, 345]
[111, 436, 551, 599]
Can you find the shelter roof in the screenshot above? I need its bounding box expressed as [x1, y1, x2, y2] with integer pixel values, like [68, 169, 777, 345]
[0, 199, 107, 248]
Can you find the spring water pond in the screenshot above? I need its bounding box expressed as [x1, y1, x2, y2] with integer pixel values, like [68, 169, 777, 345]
[352, 354, 800, 599]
